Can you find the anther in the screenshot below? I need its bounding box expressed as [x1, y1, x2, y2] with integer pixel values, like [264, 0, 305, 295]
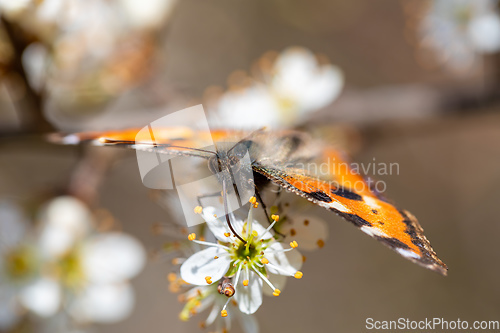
[290, 240, 298, 248]
[273, 289, 281, 297]
[221, 310, 228, 317]
[194, 206, 203, 214]
[188, 233, 196, 241]
[294, 271, 303, 279]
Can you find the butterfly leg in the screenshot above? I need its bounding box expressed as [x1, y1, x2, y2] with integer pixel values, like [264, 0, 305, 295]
[254, 187, 286, 238]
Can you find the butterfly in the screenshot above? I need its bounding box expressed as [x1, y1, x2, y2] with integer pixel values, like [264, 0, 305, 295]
[49, 125, 447, 275]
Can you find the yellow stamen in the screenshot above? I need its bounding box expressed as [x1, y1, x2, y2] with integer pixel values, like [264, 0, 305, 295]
[167, 273, 177, 282]
[294, 271, 303, 279]
[188, 233, 196, 241]
[224, 232, 231, 237]
[249, 196, 257, 204]
[271, 214, 279, 221]
[194, 206, 203, 214]
[205, 276, 212, 284]
[261, 258, 269, 264]
[221, 309, 228, 317]
[243, 279, 249, 286]
[290, 240, 298, 249]
[273, 289, 281, 297]
[214, 256, 219, 259]
[253, 202, 259, 208]
[252, 230, 258, 237]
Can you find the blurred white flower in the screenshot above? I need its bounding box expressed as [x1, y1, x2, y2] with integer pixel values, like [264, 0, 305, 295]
[269, 47, 344, 122]
[419, 0, 500, 70]
[0, 0, 31, 16]
[180, 201, 303, 317]
[211, 47, 344, 129]
[0, 200, 42, 330]
[0, 196, 146, 329]
[33, 196, 146, 324]
[118, 0, 178, 29]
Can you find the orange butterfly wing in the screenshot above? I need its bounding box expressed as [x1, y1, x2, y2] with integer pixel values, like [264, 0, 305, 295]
[254, 146, 447, 275]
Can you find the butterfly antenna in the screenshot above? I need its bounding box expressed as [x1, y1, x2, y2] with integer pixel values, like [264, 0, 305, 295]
[98, 138, 218, 156]
[222, 178, 246, 244]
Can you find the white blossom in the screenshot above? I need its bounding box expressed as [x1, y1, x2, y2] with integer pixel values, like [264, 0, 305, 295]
[211, 47, 344, 129]
[180, 200, 303, 317]
[419, 0, 500, 70]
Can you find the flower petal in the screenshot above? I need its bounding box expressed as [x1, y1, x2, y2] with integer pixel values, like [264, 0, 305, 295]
[235, 271, 262, 314]
[262, 273, 287, 297]
[265, 243, 302, 276]
[298, 65, 343, 112]
[0, 285, 20, 330]
[0, 200, 27, 254]
[180, 247, 230, 286]
[280, 215, 329, 251]
[215, 85, 281, 129]
[19, 278, 61, 317]
[70, 283, 135, 323]
[202, 207, 232, 242]
[235, 309, 259, 333]
[82, 232, 146, 284]
[38, 196, 92, 258]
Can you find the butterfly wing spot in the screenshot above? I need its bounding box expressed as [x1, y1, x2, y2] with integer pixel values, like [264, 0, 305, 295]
[396, 248, 421, 260]
[326, 201, 351, 213]
[360, 225, 389, 238]
[309, 191, 333, 203]
[330, 188, 362, 201]
[362, 196, 381, 210]
[336, 212, 372, 227]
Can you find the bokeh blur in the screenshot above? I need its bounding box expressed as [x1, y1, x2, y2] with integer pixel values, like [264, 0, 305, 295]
[1, 0, 500, 332]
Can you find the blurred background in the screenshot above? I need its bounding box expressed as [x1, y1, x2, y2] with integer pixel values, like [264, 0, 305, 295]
[0, 0, 500, 332]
